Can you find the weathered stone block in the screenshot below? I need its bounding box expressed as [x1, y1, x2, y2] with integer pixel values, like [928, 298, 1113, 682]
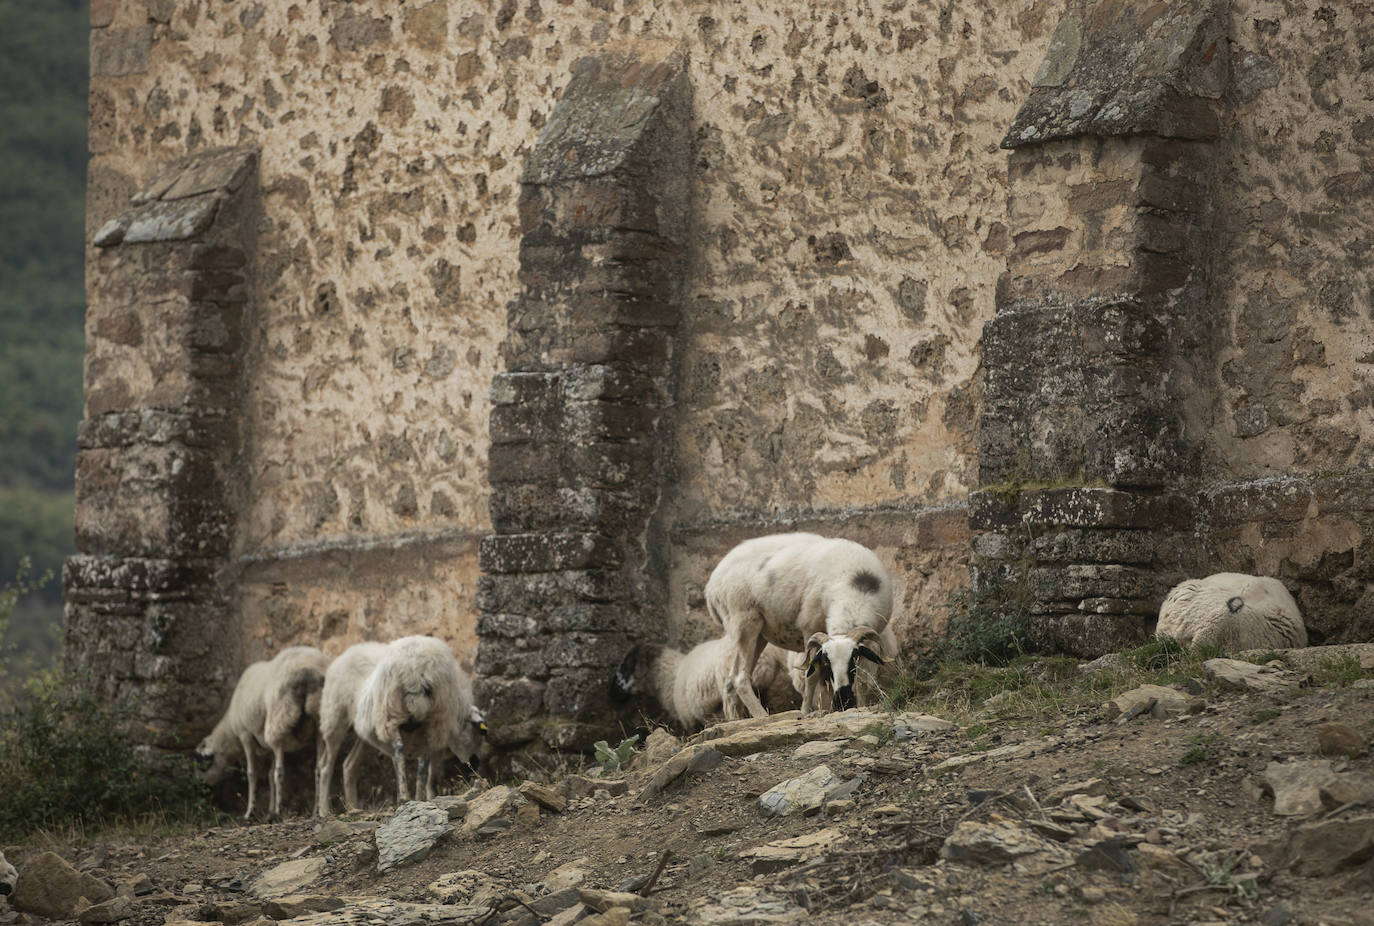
[476, 570, 626, 614]
[541, 631, 629, 669]
[91, 26, 153, 77]
[479, 532, 622, 574]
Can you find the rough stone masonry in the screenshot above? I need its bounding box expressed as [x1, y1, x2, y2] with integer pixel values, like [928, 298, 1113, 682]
[69, 0, 1374, 751]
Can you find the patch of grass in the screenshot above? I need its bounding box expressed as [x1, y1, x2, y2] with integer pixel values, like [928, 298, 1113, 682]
[858, 721, 894, 747]
[1179, 733, 1222, 767]
[1312, 653, 1370, 688]
[1250, 708, 1281, 725]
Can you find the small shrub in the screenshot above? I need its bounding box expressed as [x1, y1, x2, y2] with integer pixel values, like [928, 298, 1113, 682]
[941, 582, 1035, 668]
[0, 565, 213, 839]
[593, 735, 639, 774]
[0, 671, 213, 839]
[1250, 708, 1281, 725]
[1179, 734, 1221, 768]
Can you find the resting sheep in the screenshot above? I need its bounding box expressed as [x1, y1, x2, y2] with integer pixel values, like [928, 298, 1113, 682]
[349, 635, 474, 809]
[195, 645, 328, 819]
[610, 638, 797, 730]
[705, 532, 895, 718]
[1157, 573, 1307, 651]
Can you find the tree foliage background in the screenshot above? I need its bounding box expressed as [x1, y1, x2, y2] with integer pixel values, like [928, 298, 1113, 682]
[0, 0, 88, 675]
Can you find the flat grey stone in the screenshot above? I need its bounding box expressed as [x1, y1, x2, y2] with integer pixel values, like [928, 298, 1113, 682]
[758, 765, 839, 817]
[248, 857, 327, 899]
[377, 801, 453, 872]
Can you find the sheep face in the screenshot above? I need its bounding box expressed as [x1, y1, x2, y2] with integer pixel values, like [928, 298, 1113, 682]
[194, 737, 231, 784]
[807, 632, 886, 712]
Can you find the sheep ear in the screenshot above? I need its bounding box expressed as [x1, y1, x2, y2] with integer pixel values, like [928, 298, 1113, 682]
[855, 645, 885, 665]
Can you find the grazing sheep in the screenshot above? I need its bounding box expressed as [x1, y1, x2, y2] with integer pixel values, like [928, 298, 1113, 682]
[351, 635, 472, 808]
[196, 645, 328, 819]
[792, 623, 900, 714]
[451, 702, 488, 770]
[315, 641, 387, 818]
[610, 638, 797, 730]
[1157, 573, 1307, 651]
[0, 849, 15, 897]
[705, 532, 895, 719]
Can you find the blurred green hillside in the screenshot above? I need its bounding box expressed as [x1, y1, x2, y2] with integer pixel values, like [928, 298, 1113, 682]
[0, 0, 89, 675]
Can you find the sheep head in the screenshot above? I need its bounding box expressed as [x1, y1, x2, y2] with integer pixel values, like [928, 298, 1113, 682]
[807, 627, 887, 712]
[193, 734, 232, 784]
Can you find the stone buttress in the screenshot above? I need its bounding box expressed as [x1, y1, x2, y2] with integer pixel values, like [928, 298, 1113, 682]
[973, 1, 1225, 654]
[475, 42, 690, 756]
[64, 148, 258, 746]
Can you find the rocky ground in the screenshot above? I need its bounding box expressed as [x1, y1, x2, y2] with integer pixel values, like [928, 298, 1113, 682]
[3, 646, 1374, 926]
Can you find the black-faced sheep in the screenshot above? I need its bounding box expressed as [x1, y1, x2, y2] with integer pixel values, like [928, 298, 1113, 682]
[704, 532, 896, 718]
[195, 645, 328, 819]
[349, 635, 474, 809]
[610, 638, 797, 730]
[794, 623, 899, 714]
[1157, 572, 1307, 651]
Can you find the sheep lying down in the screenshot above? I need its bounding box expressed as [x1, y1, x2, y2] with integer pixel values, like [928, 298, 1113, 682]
[611, 637, 798, 730]
[195, 645, 328, 819]
[1157, 572, 1307, 651]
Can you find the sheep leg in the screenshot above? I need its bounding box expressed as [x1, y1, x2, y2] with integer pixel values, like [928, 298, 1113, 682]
[425, 751, 442, 799]
[270, 746, 285, 819]
[722, 625, 769, 720]
[392, 735, 410, 803]
[315, 733, 336, 818]
[241, 735, 258, 820]
[342, 738, 368, 811]
[415, 755, 429, 800]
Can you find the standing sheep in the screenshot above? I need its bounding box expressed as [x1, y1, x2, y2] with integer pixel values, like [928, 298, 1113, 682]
[705, 532, 895, 719]
[610, 638, 797, 730]
[1157, 572, 1307, 651]
[790, 623, 899, 714]
[350, 635, 473, 808]
[195, 645, 328, 819]
[315, 641, 387, 817]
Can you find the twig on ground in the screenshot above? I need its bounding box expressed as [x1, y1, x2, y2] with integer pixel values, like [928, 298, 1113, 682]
[638, 849, 674, 896]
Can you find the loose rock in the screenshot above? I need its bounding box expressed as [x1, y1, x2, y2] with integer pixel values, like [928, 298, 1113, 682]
[939, 821, 1074, 873]
[758, 764, 840, 817]
[1282, 814, 1374, 876]
[461, 786, 517, 835]
[1262, 760, 1340, 816]
[376, 801, 453, 872]
[248, 858, 327, 899]
[1204, 658, 1300, 693]
[739, 828, 847, 873]
[1315, 722, 1367, 759]
[519, 781, 568, 813]
[76, 895, 134, 924]
[12, 852, 114, 919]
[639, 745, 725, 800]
[1102, 685, 1201, 722]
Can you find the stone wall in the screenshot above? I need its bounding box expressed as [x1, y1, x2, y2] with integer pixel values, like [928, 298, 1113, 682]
[71, 0, 1374, 747]
[77, 0, 1058, 743]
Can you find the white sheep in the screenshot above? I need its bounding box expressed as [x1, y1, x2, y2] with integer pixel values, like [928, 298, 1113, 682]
[790, 623, 899, 714]
[195, 645, 328, 819]
[315, 641, 386, 817]
[0, 849, 16, 898]
[349, 635, 473, 809]
[610, 638, 797, 730]
[1156, 572, 1307, 651]
[704, 532, 895, 719]
[316, 640, 486, 817]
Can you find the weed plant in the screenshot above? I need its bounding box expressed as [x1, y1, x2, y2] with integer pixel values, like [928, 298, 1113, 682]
[0, 565, 214, 840]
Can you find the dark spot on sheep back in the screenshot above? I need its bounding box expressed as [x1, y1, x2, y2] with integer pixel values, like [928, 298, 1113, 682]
[852, 570, 882, 594]
[1227, 596, 1244, 613]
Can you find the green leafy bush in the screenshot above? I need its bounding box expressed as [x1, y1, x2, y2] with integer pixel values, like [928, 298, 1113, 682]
[0, 564, 214, 839]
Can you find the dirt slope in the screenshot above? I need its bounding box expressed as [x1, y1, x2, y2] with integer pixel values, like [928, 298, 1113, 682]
[3, 659, 1373, 926]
